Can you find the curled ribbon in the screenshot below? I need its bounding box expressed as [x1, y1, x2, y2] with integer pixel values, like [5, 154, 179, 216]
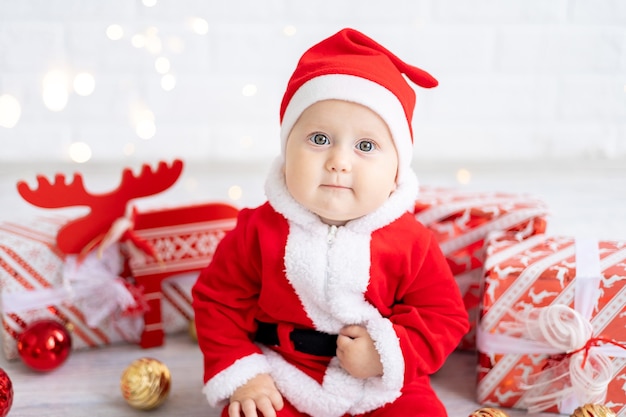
[498, 304, 623, 413]
[89, 206, 162, 264]
[63, 243, 145, 328]
[476, 238, 626, 414]
[2, 244, 145, 342]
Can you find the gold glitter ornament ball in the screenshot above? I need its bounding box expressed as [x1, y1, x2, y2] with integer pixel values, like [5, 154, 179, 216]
[469, 407, 510, 417]
[570, 404, 617, 417]
[120, 358, 171, 410]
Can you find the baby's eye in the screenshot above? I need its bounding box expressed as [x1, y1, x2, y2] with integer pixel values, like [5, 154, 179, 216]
[356, 140, 375, 152]
[310, 133, 330, 145]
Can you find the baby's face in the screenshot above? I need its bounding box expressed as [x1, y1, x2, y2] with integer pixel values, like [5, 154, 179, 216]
[284, 99, 398, 226]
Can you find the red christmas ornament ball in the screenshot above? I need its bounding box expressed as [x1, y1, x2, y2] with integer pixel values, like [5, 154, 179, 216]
[0, 368, 12, 417]
[17, 320, 72, 372]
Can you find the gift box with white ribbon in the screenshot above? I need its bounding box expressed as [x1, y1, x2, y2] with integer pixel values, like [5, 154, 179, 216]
[476, 232, 626, 416]
[0, 216, 144, 360]
[10, 159, 239, 350]
[0, 211, 235, 359]
[414, 187, 549, 349]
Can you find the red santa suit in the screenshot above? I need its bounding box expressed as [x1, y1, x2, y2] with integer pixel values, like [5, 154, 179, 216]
[192, 28, 470, 417]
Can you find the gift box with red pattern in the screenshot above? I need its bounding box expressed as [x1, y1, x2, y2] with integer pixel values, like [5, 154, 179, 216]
[125, 202, 238, 347]
[0, 216, 145, 360]
[1, 159, 239, 356]
[414, 187, 549, 349]
[476, 232, 626, 416]
[0, 211, 238, 359]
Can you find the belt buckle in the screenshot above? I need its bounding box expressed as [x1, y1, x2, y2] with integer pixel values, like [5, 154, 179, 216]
[275, 322, 296, 352]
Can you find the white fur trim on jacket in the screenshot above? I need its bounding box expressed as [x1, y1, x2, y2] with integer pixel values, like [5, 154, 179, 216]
[264, 157, 418, 233]
[260, 161, 412, 415]
[353, 316, 405, 414]
[263, 346, 401, 417]
[202, 353, 271, 409]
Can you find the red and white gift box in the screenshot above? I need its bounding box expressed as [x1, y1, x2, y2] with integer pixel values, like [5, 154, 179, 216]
[414, 187, 549, 349]
[476, 233, 626, 416]
[127, 203, 238, 348]
[0, 216, 143, 360]
[0, 203, 238, 358]
[8, 159, 240, 351]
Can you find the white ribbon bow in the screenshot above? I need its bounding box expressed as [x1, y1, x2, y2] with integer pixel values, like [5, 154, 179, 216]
[498, 304, 615, 413]
[476, 238, 626, 414]
[3, 244, 140, 330]
[63, 243, 140, 328]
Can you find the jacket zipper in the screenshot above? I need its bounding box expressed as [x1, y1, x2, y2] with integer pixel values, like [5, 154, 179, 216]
[325, 225, 338, 301]
[327, 224, 338, 244]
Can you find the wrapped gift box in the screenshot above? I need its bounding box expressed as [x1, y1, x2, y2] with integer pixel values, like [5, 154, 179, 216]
[0, 206, 237, 359]
[414, 187, 549, 349]
[127, 203, 238, 348]
[476, 232, 626, 416]
[9, 159, 240, 350]
[0, 216, 143, 360]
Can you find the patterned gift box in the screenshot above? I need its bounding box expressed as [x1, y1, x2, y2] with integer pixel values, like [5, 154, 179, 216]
[414, 187, 549, 349]
[0, 210, 236, 359]
[0, 216, 143, 360]
[9, 159, 239, 350]
[126, 203, 238, 348]
[476, 232, 626, 416]
[160, 272, 197, 334]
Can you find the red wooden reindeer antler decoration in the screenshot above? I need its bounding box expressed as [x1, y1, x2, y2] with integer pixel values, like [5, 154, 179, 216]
[17, 159, 184, 255]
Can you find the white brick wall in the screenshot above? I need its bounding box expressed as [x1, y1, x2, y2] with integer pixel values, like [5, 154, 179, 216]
[0, 0, 624, 165]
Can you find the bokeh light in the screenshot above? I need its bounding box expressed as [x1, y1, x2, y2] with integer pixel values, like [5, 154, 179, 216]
[456, 168, 472, 185]
[283, 25, 297, 36]
[123, 143, 135, 156]
[242, 84, 257, 97]
[131, 34, 146, 48]
[73, 72, 96, 96]
[189, 18, 209, 35]
[228, 185, 243, 201]
[68, 141, 92, 163]
[166, 36, 185, 54]
[136, 119, 156, 139]
[144, 31, 162, 55]
[0, 94, 22, 128]
[130, 102, 156, 140]
[155, 57, 170, 74]
[42, 70, 69, 112]
[161, 74, 176, 91]
[142, 0, 157, 6]
[106, 24, 124, 41]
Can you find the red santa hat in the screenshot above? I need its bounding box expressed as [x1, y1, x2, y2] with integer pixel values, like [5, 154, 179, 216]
[279, 28, 438, 186]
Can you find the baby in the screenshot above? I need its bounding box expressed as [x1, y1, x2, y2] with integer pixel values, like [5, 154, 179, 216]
[192, 28, 469, 417]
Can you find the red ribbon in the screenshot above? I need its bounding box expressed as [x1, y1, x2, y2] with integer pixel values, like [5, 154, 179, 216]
[542, 336, 626, 371]
[119, 208, 160, 261]
[566, 336, 626, 368]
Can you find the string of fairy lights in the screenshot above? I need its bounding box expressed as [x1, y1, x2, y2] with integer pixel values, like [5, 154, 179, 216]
[0, 1, 485, 190]
[0, 0, 289, 173]
[0, 18, 211, 159]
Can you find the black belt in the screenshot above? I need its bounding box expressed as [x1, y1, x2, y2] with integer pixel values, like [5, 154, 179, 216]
[254, 321, 338, 357]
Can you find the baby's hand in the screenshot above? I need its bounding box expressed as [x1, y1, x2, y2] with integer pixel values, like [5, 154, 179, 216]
[336, 324, 383, 379]
[228, 373, 284, 417]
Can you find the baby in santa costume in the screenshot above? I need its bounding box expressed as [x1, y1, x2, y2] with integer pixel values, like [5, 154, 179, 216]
[192, 28, 469, 417]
